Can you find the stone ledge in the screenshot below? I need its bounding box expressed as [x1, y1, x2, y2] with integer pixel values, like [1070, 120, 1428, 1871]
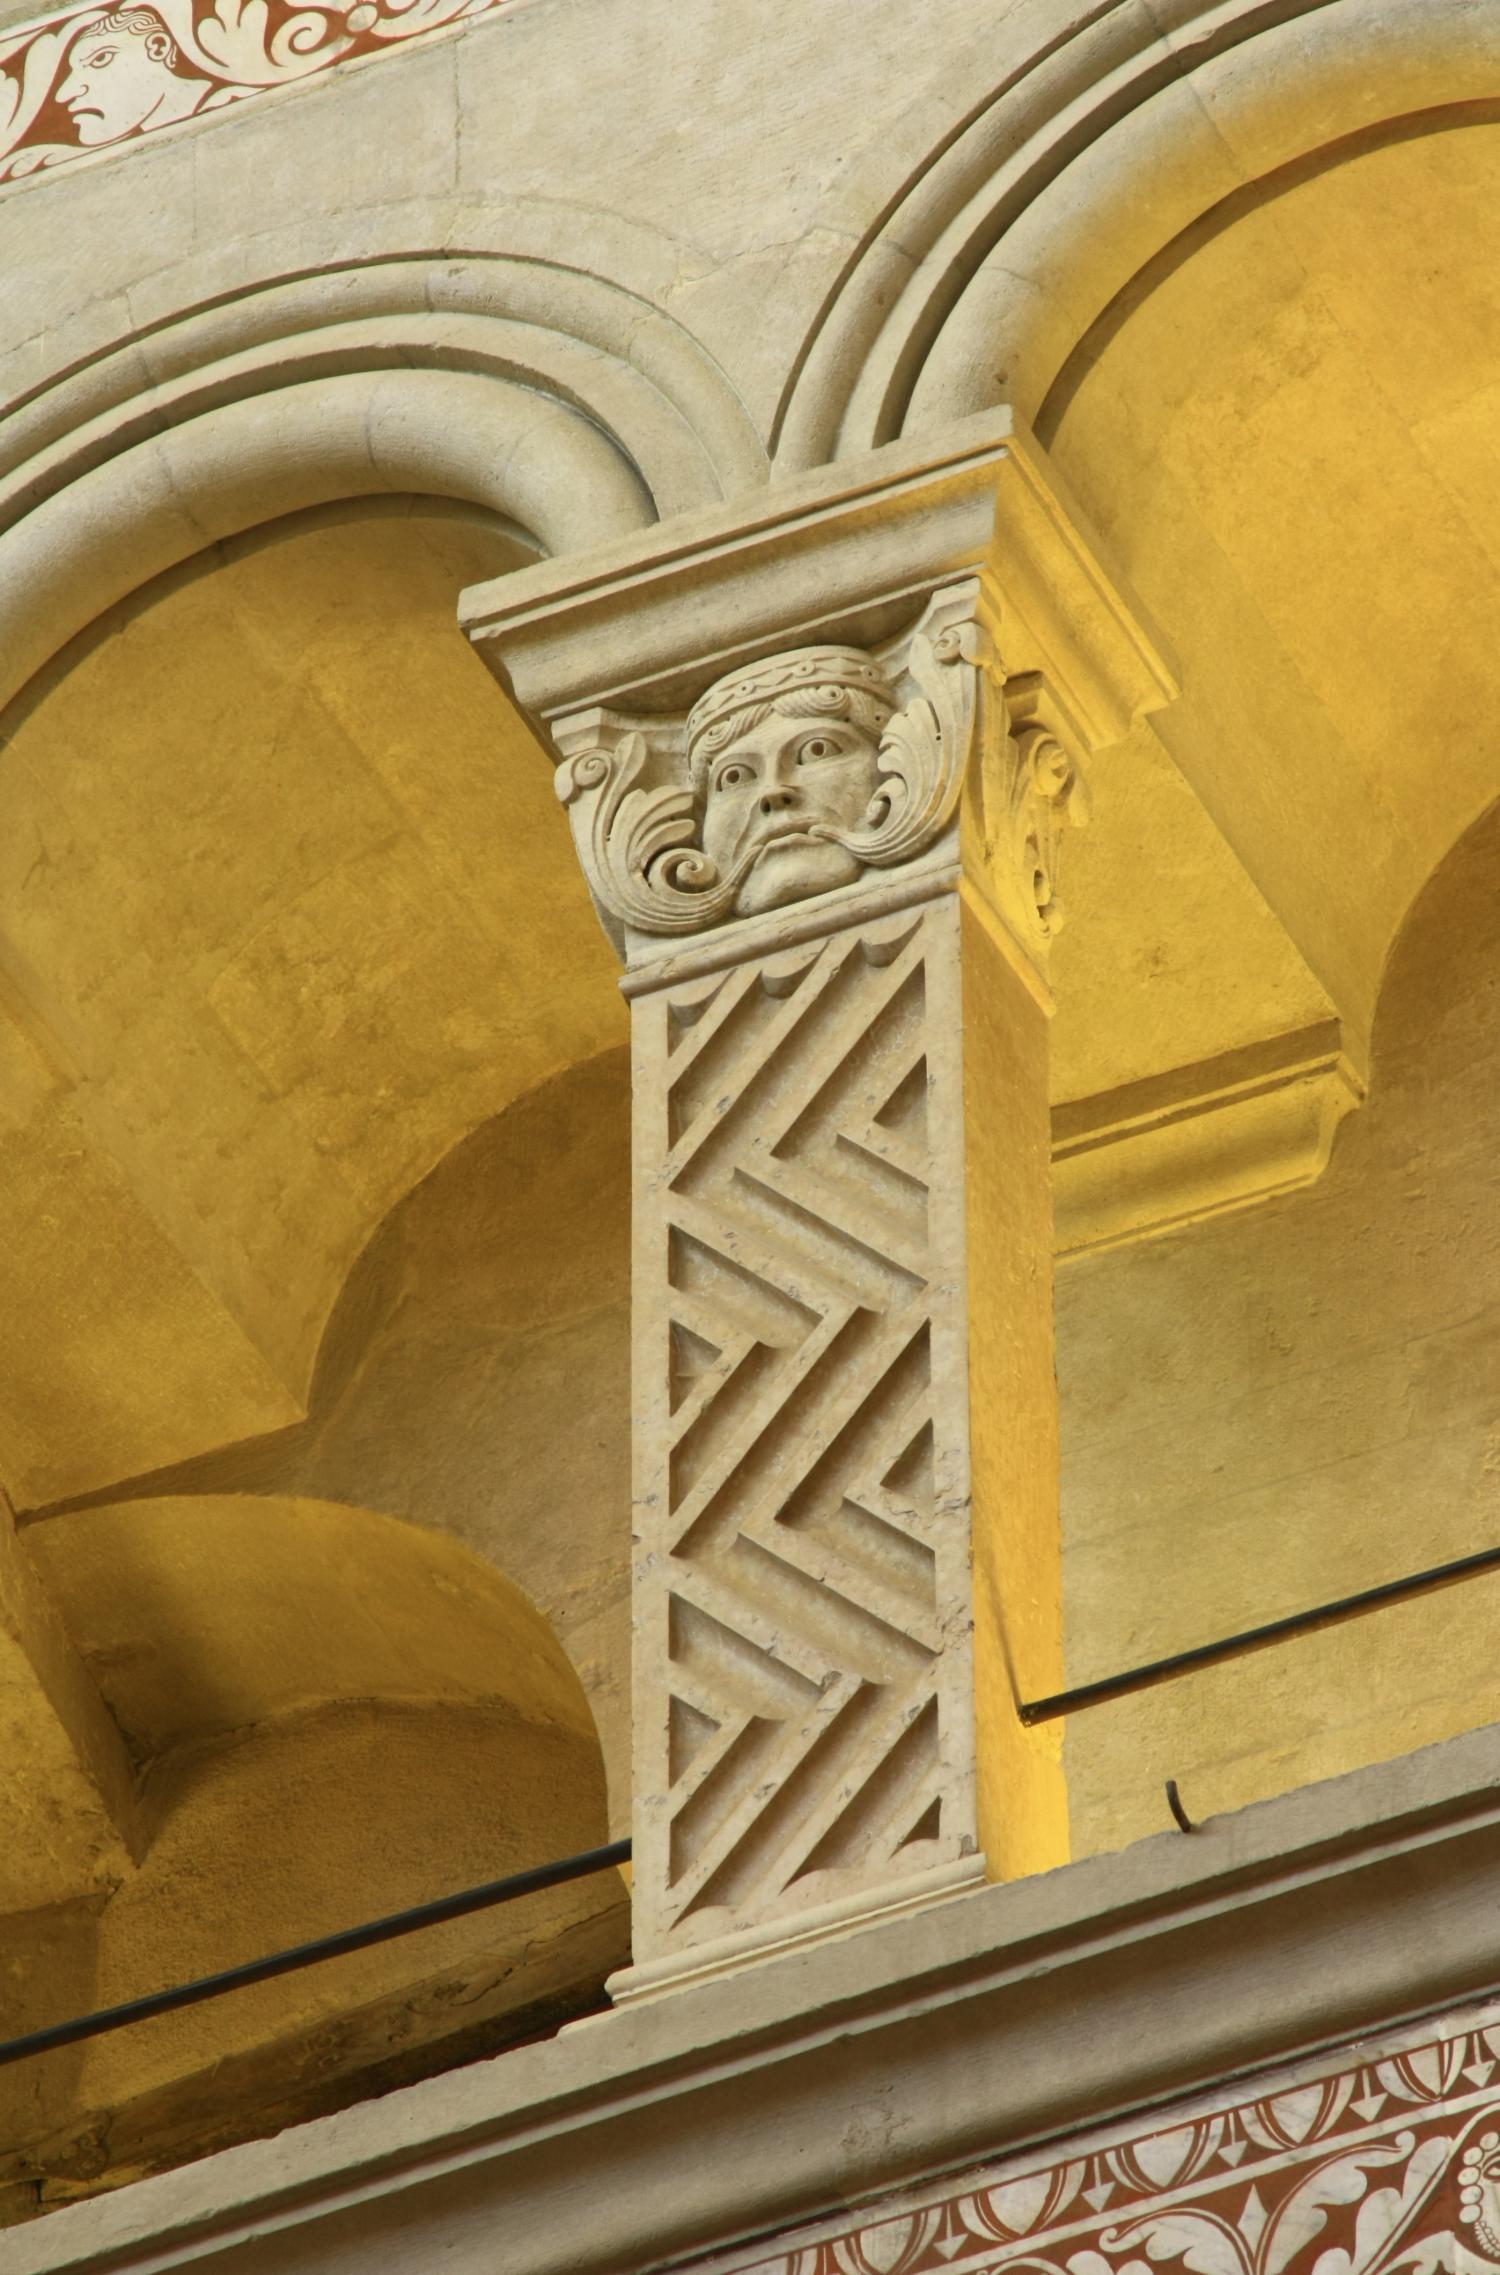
[14, 1720, 1500, 2275]
[1052, 1023, 1365, 1257]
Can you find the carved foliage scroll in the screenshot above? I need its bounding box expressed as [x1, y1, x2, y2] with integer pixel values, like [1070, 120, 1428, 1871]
[0, 0, 506, 181]
[964, 670, 1090, 953]
[731, 2000, 1500, 2275]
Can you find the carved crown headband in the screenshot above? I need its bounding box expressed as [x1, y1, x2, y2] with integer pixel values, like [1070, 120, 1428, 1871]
[684, 647, 896, 769]
[553, 587, 1009, 945]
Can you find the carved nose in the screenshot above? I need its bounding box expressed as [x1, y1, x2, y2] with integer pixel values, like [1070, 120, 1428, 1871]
[759, 788, 797, 814]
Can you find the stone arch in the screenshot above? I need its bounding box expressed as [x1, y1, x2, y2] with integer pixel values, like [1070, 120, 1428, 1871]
[773, 0, 1498, 462]
[0, 367, 650, 713]
[6, 1488, 628, 2202]
[0, 234, 770, 719]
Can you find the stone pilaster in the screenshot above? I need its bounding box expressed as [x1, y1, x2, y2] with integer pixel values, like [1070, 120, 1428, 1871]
[462, 410, 1174, 1996]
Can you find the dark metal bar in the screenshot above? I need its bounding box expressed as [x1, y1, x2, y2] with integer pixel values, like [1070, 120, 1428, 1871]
[1165, 1779, 1195, 1835]
[1019, 1537, 1500, 1725]
[0, 1837, 631, 2070]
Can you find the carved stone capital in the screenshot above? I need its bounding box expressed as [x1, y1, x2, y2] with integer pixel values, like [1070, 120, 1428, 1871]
[461, 408, 1176, 975]
[549, 583, 998, 956]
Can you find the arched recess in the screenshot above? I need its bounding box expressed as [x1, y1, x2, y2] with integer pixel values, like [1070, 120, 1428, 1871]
[0, 500, 630, 1505]
[0, 222, 702, 2197]
[32, 1049, 637, 1836]
[3, 1491, 628, 2213]
[0, 240, 764, 1502]
[1054, 787, 1500, 1859]
[0, 234, 770, 716]
[773, 0, 1500, 1070]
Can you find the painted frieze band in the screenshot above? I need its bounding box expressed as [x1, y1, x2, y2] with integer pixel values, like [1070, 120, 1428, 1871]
[0, 0, 512, 181]
[713, 1994, 1500, 2275]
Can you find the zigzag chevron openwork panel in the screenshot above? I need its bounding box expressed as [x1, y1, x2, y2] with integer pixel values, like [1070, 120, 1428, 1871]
[629, 890, 982, 1969]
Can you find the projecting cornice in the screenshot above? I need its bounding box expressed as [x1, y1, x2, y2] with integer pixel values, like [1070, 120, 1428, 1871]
[16, 1723, 1500, 2275]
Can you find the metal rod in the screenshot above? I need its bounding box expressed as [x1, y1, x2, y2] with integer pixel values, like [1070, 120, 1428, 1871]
[1165, 1779, 1195, 1835]
[16, 1543, 1500, 2062]
[0, 1837, 631, 2070]
[1019, 1537, 1500, 1725]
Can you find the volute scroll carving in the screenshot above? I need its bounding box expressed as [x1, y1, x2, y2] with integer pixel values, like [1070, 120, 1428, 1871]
[965, 672, 1091, 955]
[551, 583, 1030, 950]
[551, 579, 1091, 968]
[554, 725, 737, 937]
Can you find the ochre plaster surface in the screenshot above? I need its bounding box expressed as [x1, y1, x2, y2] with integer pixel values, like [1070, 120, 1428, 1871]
[0, 506, 623, 1505]
[3, 1494, 627, 2221]
[4, 0, 1500, 2232]
[74, 1051, 636, 1832]
[1042, 121, 1500, 1057]
[1057, 796, 1500, 1855]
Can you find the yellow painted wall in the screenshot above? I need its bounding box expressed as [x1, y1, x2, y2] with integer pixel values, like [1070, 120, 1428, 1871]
[1057, 795, 1500, 1852]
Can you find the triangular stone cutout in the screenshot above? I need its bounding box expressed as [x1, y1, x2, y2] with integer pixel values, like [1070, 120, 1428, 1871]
[669, 1694, 721, 1783]
[873, 1056, 928, 1143]
[670, 1321, 721, 1411]
[901, 1797, 942, 1847]
[883, 1419, 934, 1507]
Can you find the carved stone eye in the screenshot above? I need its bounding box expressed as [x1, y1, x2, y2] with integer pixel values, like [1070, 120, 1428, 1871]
[798, 738, 835, 763]
[716, 763, 751, 791]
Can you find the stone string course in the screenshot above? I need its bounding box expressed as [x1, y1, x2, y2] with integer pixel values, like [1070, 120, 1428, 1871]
[713, 1995, 1500, 2275]
[0, 0, 512, 181]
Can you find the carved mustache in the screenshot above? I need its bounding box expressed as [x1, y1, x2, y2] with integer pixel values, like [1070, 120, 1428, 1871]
[716, 796, 890, 872]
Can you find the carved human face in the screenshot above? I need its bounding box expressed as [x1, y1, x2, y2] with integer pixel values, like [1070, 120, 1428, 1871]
[698, 703, 883, 917]
[57, 18, 196, 143]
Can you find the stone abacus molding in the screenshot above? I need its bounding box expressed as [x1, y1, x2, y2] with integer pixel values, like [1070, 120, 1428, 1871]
[0, 0, 518, 181]
[716, 1990, 1500, 2275]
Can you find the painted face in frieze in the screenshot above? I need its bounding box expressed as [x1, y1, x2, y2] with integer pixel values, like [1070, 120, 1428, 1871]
[688, 652, 894, 919]
[56, 8, 210, 145]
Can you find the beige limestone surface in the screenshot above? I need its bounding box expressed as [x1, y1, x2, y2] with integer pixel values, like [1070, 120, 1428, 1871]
[4, 0, 1500, 2223]
[464, 416, 1172, 1988]
[14, 1723, 1500, 2275]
